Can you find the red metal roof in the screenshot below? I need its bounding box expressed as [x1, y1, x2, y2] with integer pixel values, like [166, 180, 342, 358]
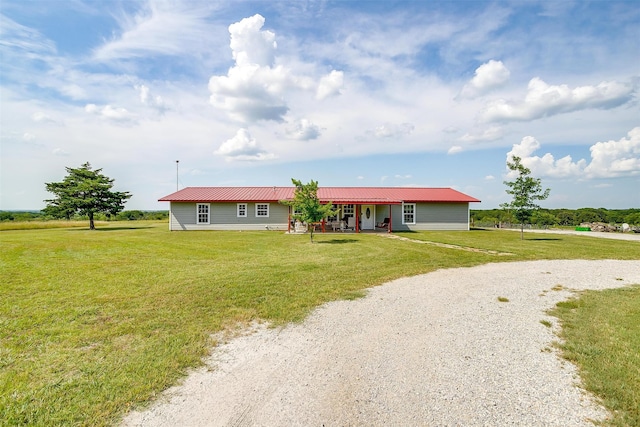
[159, 187, 480, 204]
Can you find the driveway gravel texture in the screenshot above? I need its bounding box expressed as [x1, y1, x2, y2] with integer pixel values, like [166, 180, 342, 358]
[122, 257, 640, 427]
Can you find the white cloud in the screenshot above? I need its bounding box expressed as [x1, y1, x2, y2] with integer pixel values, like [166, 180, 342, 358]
[0, 15, 56, 54]
[92, 2, 216, 62]
[369, 122, 414, 139]
[485, 175, 495, 181]
[215, 128, 275, 162]
[506, 135, 586, 178]
[316, 70, 344, 100]
[52, 148, 69, 156]
[459, 125, 504, 142]
[22, 133, 36, 142]
[85, 104, 135, 123]
[506, 127, 640, 179]
[483, 78, 634, 122]
[31, 112, 57, 124]
[285, 118, 321, 140]
[448, 145, 463, 155]
[584, 127, 640, 178]
[208, 15, 293, 123]
[229, 14, 277, 67]
[136, 84, 168, 113]
[209, 14, 344, 126]
[394, 174, 412, 179]
[458, 60, 510, 99]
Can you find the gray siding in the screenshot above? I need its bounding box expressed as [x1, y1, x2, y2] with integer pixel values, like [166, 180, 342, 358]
[387, 203, 469, 231]
[169, 201, 469, 231]
[169, 202, 290, 231]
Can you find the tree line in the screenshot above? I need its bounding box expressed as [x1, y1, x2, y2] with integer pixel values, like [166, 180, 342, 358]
[0, 210, 169, 222]
[472, 207, 640, 228]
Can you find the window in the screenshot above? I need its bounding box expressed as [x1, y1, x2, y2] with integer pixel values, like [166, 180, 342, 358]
[197, 203, 210, 224]
[403, 203, 415, 224]
[342, 204, 354, 218]
[237, 203, 247, 217]
[256, 203, 269, 217]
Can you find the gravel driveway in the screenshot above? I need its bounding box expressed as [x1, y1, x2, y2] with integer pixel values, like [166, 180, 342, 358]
[122, 258, 640, 427]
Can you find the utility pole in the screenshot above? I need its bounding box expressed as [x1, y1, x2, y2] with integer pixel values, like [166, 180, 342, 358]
[176, 160, 179, 191]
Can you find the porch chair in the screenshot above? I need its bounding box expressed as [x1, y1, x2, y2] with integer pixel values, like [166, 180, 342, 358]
[347, 216, 356, 230]
[376, 218, 390, 228]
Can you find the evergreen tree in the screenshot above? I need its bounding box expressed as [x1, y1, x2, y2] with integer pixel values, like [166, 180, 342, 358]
[44, 162, 132, 230]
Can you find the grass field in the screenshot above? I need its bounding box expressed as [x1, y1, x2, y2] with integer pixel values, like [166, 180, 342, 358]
[550, 286, 640, 427]
[1, 222, 638, 426]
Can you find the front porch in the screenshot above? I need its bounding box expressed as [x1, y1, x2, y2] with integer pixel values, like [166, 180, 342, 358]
[287, 203, 397, 234]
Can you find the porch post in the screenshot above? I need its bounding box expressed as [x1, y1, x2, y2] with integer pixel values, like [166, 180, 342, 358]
[356, 205, 360, 233]
[388, 204, 392, 233]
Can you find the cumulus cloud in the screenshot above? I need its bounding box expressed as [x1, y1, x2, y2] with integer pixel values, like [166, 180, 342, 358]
[506, 135, 586, 178]
[208, 15, 291, 123]
[485, 175, 495, 181]
[215, 128, 275, 161]
[316, 70, 343, 100]
[52, 148, 69, 156]
[448, 145, 463, 155]
[136, 84, 168, 113]
[394, 174, 412, 179]
[22, 133, 36, 142]
[506, 127, 640, 179]
[285, 118, 321, 140]
[458, 60, 510, 99]
[209, 14, 343, 125]
[483, 78, 633, 122]
[31, 112, 57, 123]
[229, 14, 276, 67]
[85, 103, 135, 123]
[584, 127, 640, 178]
[459, 125, 504, 142]
[368, 122, 414, 139]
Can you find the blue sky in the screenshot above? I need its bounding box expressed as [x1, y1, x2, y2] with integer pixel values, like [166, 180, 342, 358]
[1, 0, 638, 211]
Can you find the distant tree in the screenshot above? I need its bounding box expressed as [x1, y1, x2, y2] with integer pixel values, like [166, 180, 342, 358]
[116, 210, 145, 221]
[624, 212, 640, 226]
[500, 156, 550, 240]
[44, 162, 132, 230]
[555, 209, 576, 226]
[532, 211, 558, 227]
[281, 178, 336, 243]
[576, 208, 607, 224]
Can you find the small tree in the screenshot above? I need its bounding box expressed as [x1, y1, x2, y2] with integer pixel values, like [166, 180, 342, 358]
[44, 162, 132, 230]
[281, 178, 336, 242]
[500, 156, 550, 240]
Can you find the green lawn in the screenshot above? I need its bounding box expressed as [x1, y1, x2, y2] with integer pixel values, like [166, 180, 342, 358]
[549, 286, 640, 427]
[1, 223, 638, 426]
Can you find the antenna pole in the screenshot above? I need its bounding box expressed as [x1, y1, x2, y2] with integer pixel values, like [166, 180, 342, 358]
[176, 160, 179, 191]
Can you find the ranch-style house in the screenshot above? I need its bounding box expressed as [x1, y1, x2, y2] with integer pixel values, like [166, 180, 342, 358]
[159, 186, 480, 232]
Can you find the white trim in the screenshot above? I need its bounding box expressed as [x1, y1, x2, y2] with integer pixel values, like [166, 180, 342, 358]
[237, 203, 247, 218]
[255, 203, 270, 218]
[196, 203, 210, 224]
[402, 203, 416, 225]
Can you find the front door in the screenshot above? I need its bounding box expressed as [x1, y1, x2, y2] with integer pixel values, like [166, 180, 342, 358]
[361, 205, 374, 230]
